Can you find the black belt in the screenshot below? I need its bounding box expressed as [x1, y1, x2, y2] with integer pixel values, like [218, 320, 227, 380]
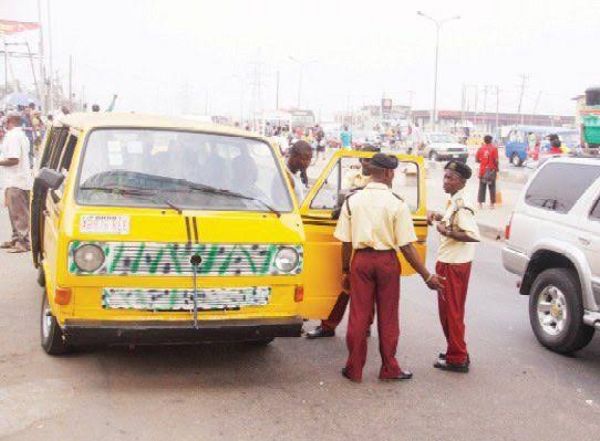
[355, 247, 396, 253]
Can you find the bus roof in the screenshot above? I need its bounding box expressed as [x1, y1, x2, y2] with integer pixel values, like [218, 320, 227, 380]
[55, 112, 262, 139]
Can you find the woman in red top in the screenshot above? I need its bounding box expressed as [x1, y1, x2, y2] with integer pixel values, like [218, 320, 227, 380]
[475, 135, 499, 209]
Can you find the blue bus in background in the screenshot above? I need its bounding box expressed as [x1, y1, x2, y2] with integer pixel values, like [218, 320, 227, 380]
[503, 125, 577, 166]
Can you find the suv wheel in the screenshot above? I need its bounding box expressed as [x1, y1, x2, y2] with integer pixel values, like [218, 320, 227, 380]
[429, 151, 438, 161]
[41, 292, 70, 355]
[511, 153, 523, 167]
[528, 268, 594, 353]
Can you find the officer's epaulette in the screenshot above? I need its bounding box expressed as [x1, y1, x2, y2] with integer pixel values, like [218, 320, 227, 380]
[455, 198, 474, 215]
[391, 192, 404, 202]
[331, 188, 362, 220]
[344, 188, 362, 217]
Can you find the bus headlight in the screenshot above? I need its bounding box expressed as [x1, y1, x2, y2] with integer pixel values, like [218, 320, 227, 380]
[274, 247, 300, 273]
[73, 244, 105, 273]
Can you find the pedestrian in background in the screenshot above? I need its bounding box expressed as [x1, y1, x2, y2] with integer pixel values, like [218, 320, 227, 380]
[334, 153, 443, 382]
[428, 161, 480, 373]
[0, 113, 33, 253]
[475, 135, 499, 210]
[340, 125, 352, 150]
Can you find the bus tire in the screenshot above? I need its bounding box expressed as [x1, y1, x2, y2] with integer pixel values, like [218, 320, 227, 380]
[40, 292, 70, 355]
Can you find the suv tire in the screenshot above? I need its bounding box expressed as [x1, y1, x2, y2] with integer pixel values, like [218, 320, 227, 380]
[429, 151, 439, 161]
[511, 153, 523, 167]
[528, 268, 594, 354]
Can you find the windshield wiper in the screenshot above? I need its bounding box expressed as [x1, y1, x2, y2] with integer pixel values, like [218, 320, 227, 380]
[79, 186, 183, 214]
[171, 180, 281, 217]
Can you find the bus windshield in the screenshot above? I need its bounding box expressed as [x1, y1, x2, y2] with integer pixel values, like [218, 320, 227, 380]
[76, 129, 293, 212]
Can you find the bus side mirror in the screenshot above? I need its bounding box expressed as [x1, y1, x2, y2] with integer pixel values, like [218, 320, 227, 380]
[36, 167, 64, 190]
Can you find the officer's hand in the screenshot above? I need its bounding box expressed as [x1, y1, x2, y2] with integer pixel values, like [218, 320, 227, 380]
[427, 274, 446, 291]
[427, 211, 442, 226]
[342, 273, 351, 293]
[436, 222, 448, 236]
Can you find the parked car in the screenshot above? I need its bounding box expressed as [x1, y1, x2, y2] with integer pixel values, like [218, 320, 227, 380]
[502, 157, 600, 353]
[420, 132, 468, 162]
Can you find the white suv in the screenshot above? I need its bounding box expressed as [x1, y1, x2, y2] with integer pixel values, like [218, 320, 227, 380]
[503, 157, 600, 353]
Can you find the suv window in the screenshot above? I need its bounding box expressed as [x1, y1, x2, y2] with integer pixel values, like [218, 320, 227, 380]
[525, 163, 600, 213]
[590, 197, 600, 220]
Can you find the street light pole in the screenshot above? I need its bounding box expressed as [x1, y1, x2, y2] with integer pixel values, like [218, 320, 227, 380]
[433, 22, 440, 130]
[417, 11, 460, 131]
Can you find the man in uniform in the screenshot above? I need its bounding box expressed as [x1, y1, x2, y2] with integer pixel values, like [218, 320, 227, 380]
[427, 160, 480, 373]
[306, 144, 381, 339]
[335, 153, 444, 382]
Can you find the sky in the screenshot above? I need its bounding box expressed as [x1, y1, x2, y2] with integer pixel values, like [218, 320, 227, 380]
[2, 0, 599, 120]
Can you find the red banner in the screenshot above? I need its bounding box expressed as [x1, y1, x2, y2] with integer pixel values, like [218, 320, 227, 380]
[0, 20, 40, 35]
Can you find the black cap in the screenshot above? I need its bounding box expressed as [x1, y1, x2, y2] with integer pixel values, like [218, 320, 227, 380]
[371, 153, 398, 170]
[445, 160, 472, 180]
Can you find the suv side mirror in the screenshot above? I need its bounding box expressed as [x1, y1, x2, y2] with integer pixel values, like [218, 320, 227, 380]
[36, 167, 65, 190]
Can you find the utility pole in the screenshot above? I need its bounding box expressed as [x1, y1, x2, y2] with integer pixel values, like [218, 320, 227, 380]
[495, 86, 500, 133]
[483, 85, 489, 132]
[25, 42, 40, 104]
[460, 84, 466, 124]
[275, 70, 280, 110]
[532, 91, 542, 118]
[3, 39, 7, 97]
[517, 74, 528, 125]
[68, 54, 73, 109]
[37, 0, 45, 110]
[47, 0, 53, 110]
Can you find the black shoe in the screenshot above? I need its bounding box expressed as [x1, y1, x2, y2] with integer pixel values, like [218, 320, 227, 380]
[380, 370, 413, 381]
[433, 359, 469, 373]
[341, 367, 361, 383]
[306, 326, 335, 339]
[437, 353, 470, 365]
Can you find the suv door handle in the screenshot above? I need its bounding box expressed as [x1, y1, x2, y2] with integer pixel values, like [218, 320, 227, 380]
[579, 237, 591, 246]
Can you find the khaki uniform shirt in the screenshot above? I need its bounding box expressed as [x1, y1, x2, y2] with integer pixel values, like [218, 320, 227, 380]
[437, 190, 480, 263]
[334, 182, 417, 250]
[343, 170, 371, 190]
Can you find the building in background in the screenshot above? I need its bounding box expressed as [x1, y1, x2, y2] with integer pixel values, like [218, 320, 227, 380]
[411, 109, 575, 134]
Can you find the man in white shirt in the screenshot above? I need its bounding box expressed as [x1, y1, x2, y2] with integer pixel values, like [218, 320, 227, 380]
[1, 114, 33, 253]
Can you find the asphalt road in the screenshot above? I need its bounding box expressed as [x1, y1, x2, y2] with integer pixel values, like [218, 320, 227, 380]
[1, 224, 599, 441]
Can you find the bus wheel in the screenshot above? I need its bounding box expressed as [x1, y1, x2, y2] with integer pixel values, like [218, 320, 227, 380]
[40, 293, 70, 355]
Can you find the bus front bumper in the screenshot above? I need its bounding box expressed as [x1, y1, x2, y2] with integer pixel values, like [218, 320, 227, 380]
[62, 316, 303, 346]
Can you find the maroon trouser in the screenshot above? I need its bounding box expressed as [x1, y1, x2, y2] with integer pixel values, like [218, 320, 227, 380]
[435, 261, 472, 364]
[345, 249, 402, 381]
[321, 292, 349, 332]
